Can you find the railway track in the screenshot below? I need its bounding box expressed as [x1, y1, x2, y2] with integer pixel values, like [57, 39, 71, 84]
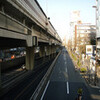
[0, 58, 54, 100]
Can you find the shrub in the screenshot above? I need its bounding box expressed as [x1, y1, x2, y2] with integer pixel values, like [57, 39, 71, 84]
[80, 67, 87, 73]
[72, 53, 77, 61]
[77, 59, 81, 68]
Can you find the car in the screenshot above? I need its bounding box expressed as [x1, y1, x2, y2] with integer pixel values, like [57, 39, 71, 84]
[21, 64, 26, 70]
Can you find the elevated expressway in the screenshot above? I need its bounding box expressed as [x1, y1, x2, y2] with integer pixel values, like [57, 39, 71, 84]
[0, 0, 62, 88]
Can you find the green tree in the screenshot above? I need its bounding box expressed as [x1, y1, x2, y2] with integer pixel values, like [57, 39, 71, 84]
[90, 38, 96, 45]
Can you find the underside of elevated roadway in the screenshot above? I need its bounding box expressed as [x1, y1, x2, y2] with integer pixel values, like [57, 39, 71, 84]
[0, 0, 62, 91]
[0, 37, 26, 49]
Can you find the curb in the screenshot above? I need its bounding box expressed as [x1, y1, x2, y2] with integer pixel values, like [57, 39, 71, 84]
[83, 76, 100, 89]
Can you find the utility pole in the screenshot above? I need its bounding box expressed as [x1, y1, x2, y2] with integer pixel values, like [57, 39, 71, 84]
[92, 3, 97, 85]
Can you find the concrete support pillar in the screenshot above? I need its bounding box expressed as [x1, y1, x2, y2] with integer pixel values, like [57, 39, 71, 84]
[49, 46, 52, 59]
[39, 46, 45, 57]
[56, 46, 59, 55]
[39, 46, 46, 62]
[26, 47, 34, 70]
[46, 46, 50, 55]
[51, 45, 54, 58]
[46, 46, 51, 60]
[53, 45, 58, 57]
[51, 45, 58, 58]
[54, 46, 56, 57]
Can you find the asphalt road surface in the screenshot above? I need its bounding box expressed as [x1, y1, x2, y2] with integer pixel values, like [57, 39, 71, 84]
[41, 48, 100, 100]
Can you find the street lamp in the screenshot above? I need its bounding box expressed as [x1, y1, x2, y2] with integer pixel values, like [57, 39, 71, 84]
[92, 6, 96, 8]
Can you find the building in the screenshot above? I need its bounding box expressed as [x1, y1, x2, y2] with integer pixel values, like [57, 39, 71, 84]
[75, 23, 96, 53]
[70, 11, 81, 50]
[62, 36, 67, 46]
[96, 0, 100, 60]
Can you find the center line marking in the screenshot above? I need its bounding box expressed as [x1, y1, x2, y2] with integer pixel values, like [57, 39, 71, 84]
[66, 82, 69, 94]
[65, 68, 67, 72]
[41, 80, 50, 100]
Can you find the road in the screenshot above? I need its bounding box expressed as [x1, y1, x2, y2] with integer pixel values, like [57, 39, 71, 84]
[41, 48, 100, 100]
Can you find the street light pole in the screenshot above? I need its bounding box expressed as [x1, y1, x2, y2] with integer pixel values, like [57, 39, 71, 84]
[92, 4, 97, 85]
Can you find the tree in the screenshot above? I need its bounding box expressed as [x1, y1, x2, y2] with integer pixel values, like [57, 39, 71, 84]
[90, 38, 96, 45]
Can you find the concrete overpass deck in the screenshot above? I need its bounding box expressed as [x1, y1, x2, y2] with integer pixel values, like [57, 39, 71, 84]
[0, 0, 61, 48]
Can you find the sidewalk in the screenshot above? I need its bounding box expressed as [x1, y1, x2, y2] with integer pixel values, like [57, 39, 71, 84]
[83, 59, 100, 88]
[68, 50, 100, 88]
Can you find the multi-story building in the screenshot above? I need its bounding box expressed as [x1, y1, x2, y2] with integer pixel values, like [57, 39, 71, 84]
[75, 23, 96, 53]
[96, 0, 100, 60]
[62, 36, 67, 46]
[70, 11, 81, 50]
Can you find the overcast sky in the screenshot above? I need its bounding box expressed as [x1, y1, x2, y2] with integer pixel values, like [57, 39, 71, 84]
[37, 0, 96, 41]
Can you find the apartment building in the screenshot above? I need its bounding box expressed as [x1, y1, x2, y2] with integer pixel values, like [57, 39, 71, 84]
[96, 0, 100, 59]
[75, 23, 96, 53]
[70, 11, 81, 50]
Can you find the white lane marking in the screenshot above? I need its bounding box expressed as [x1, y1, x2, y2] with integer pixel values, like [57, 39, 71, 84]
[41, 80, 50, 100]
[65, 68, 67, 73]
[66, 82, 69, 94]
[64, 58, 66, 61]
[64, 54, 66, 60]
[65, 61, 68, 73]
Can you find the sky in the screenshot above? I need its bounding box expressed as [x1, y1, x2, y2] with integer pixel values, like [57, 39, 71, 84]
[37, 0, 96, 41]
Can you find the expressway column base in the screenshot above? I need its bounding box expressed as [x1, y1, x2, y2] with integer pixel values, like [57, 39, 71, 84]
[26, 47, 35, 70]
[46, 46, 51, 60]
[39, 46, 45, 62]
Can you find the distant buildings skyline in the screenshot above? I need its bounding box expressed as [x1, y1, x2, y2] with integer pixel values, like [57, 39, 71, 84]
[69, 10, 96, 53]
[37, 0, 95, 41]
[70, 10, 82, 50]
